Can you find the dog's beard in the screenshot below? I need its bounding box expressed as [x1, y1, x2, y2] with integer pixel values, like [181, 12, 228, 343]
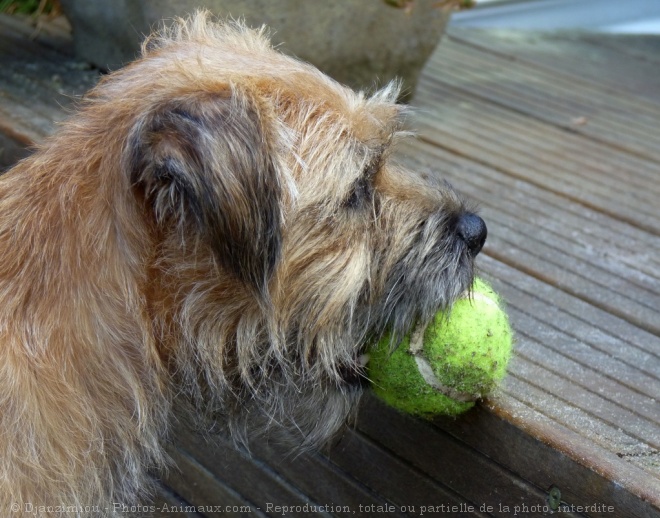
[226, 374, 362, 451]
[175, 344, 362, 451]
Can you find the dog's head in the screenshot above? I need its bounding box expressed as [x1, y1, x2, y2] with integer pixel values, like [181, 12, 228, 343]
[109, 13, 486, 446]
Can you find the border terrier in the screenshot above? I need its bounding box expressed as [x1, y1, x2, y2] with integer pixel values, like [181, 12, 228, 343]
[0, 12, 486, 513]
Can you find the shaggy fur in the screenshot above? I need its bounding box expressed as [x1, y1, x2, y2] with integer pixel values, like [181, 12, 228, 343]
[0, 12, 486, 515]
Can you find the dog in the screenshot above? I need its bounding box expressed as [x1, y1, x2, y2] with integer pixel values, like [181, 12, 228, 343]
[0, 11, 486, 514]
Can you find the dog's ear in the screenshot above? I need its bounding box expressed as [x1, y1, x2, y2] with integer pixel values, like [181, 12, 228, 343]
[128, 88, 282, 295]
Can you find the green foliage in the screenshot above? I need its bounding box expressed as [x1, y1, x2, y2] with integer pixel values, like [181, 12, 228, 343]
[0, 0, 59, 15]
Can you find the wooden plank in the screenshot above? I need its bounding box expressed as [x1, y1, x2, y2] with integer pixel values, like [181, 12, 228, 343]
[429, 395, 660, 518]
[150, 482, 205, 517]
[328, 429, 491, 517]
[168, 424, 408, 517]
[399, 138, 660, 278]
[412, 86, 660, 196]
[495, 383, 660, 517]
[170, 426, 330, 518]
[508, 356, 660, 456]
[481, 257, 660, 481]
[248, 438, 400, 518]
[509, 303, 660, 414]
[162, 445, 266, 517]
[424, 35, 660, 161]
[408, 82, 660, 234]
[448, 29, 660, 104]
[356, 395, 586, 518]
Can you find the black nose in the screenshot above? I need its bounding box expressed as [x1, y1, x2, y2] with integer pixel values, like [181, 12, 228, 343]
[457, 213, 487, 257]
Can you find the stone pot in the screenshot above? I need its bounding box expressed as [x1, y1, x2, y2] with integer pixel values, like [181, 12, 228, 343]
[60, 0, 452, 100]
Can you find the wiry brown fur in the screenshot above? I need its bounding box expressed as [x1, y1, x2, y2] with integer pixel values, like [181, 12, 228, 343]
[0, 12, 484, 515]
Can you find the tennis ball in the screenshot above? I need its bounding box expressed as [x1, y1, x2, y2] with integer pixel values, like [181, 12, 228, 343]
[368, 278, 512, 418]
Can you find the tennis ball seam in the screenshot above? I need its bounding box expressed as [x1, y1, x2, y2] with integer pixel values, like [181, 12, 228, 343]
[409, 320, 477, 403]
[412, 356, 477, 403]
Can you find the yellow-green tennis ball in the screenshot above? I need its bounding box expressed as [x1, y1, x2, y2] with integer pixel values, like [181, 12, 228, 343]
[368, 278, 513, 418]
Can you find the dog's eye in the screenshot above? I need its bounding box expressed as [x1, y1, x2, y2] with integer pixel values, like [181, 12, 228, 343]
[344, 156, 381, 209]
[344, 176, 373, 209]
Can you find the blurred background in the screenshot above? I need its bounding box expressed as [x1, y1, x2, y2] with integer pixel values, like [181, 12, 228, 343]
[452, 0, 660, 34]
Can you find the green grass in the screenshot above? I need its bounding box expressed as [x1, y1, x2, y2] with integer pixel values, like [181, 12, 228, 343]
[0, 0, 60, 15]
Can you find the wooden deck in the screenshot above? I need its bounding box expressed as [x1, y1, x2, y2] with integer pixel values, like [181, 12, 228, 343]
[1, 14, 659, 517]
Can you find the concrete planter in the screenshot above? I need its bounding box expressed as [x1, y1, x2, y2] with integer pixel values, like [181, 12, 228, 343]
[60, 0, 453, 100]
